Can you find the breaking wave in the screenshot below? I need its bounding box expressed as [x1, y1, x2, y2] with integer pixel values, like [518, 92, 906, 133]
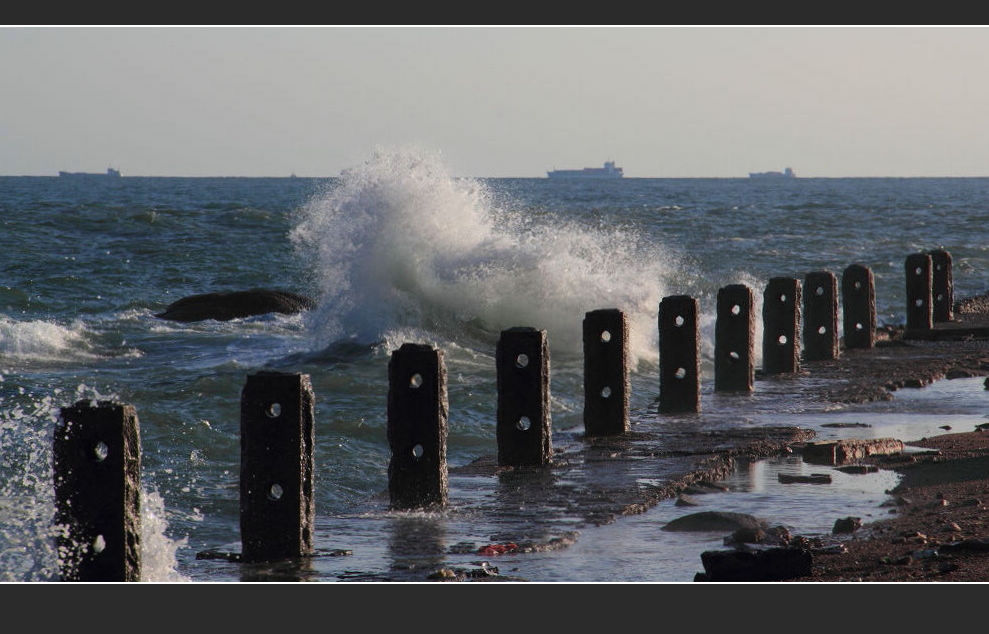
[291, 148, 684, 363]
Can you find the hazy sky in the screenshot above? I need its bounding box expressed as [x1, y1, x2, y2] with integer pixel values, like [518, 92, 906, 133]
[4, 26, 989, 178]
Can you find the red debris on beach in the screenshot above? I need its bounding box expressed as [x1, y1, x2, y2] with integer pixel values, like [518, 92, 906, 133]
[477, 543, 518, 556]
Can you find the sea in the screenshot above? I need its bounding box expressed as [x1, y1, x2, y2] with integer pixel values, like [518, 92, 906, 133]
[2, 149, 988, 583]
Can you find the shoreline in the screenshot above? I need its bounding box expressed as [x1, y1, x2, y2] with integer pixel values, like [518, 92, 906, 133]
[694, 295, 989, 583]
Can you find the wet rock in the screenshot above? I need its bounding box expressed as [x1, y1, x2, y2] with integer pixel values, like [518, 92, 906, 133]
[675, 494, 702, 507]
[778, 473, 832, 484]
[832, 517, 862, 534]
[940, 538, 989, 553]
[836, 464, 879, 474]
[802, 438, 904, 465]
[724, 527, 767, 545]
[662, 511, 767, 533]
[698, 547, 812, 582]
[682, 481, 730, 495]
[155, 288, 316, 322]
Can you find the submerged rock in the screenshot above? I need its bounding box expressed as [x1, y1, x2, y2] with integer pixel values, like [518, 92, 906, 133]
[662, 511, 767, 533]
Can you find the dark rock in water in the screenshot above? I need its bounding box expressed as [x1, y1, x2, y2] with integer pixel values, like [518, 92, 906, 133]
[155, 289, 316, 322]
[699, 547, 812, 581]
[675, 494, 701, 507]
[778, 472, 832, 484]
[832, 517, 862, 534]
[725, 527, 768, 545]
[835, 464, 879, 474]
[662, 511, 767, 533]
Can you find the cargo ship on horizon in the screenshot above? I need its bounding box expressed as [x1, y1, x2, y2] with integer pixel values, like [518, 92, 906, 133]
[749, 167, 795, 179]
[547, 161, 623, 179]
[58, 167, 122, 179]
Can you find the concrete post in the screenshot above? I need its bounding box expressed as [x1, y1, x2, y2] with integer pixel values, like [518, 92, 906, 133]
[762, 278, 801, 374]
[906, 253, 933, 331]
[240, 371, 315, 562]
[715, 284, 754, 392]
[583, 309, 629, 436]
[802, 271, 838, 361]
[387, 344, 449, 509]
[496, 327, 552, 465]
[54, 400, 141, 582]
[659, 295, 700, 413]
[841, 264, 876, 349]
[929, 249, 954, 322]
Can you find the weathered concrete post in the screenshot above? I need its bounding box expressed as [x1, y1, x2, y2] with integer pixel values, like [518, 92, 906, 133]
[659, 295, 700, 413]
[240, 371, 315, 562]
[906, 253, 933, 331]
[762, 278, 801, 374]
[54, 400, 141, 582]
[583, 309, 629, 436]
[802, 271, 838, 361]
[715, 284, 754, 392]
[387, 344, 449, 508]
[929, 249, 954, 323]
[841, 264, 876, 349]
[496, 327, 552, 465]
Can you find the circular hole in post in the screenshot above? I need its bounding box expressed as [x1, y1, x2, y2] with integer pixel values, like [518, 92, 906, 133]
[818, 326, 827, 335]
[93, 441, 109, 462]
[674, 367, 687, 380]
[516, 416, 532, 431]
[412, 444, 424, 459]
[815, 286, 824, 296]
[265, 403, 281, 419]
[936, 293, 945, 302]
[915, 266, 923, 276]
[936, 264, 943, 271]
[854, 280, 862, 290]
[855, 322, 864, 331]
[409, 373, 423, 389]
[778, 335, 788, 345]
[915, 299, 924, 307]
[515, 353, 529, 369]
[729, 351, 740, 361]
[674, 315, 685, 327]
[92, 534, 106, 554]
[268, 483, 283, 501]
[779, 294, 787, 303]
[600, 386, 612, 398]
[600, 330, 611, 343]
[731, 304, 741, 316]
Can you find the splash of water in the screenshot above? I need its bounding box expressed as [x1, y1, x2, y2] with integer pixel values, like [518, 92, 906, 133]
[0, 385, 188, 581]
[291, 148, 682, 363]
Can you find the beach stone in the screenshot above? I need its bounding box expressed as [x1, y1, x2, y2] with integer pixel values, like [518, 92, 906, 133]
[663, 511, 767, 533]
[699, 547, 812, 581]
[832, 517, 862, 534]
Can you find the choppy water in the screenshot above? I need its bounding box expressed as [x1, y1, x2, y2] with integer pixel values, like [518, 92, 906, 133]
[2, 149, 988, 581]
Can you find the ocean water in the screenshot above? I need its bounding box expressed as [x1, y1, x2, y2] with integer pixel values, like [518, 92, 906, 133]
[2, 150, 989, 582]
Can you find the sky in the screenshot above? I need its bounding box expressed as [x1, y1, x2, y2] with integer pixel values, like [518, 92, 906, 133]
[3, 26, 989, 178]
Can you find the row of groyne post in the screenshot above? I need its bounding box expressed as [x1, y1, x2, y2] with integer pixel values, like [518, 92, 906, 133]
[51, 250, 954, 580]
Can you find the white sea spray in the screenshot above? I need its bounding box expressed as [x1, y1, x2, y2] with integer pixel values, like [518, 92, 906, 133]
[291, 148, 684, 365]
